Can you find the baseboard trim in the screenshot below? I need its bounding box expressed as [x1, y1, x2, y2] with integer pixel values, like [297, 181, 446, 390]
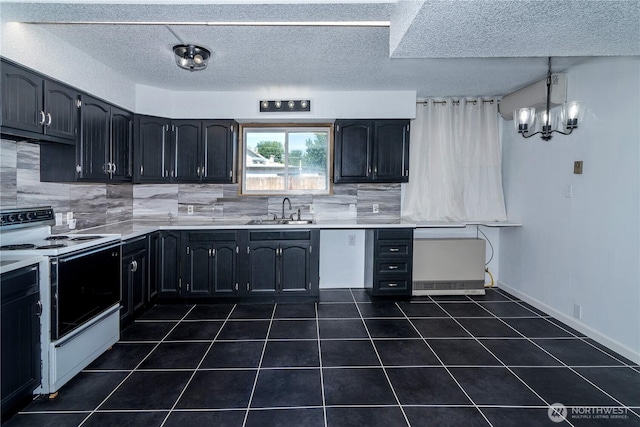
[497, 280, 640, 365]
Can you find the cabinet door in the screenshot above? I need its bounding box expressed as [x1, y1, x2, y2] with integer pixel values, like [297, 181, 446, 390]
[184, 240, 213, 296]
[334, 120, 373, 183]
[280, 242, 311, 294]
[247, 242, 278, 294]
[373, 120, 409, 182]
[44, 80, 79, 141]
[211, 242, 237, 294]
[120, 253, 133, 327]
[110, 107, 133, 181]
[134, 115, 171, 183]
[172, 120, 201, 182]
[1, 61, 44, 135]
[158, 232, 181, 296]
[147, 233, 159, 301]
[131, 248, 148, 314]
[202, 120, 235, 183]
[1, 267, 40, 417]
[78, 95, 111, 181]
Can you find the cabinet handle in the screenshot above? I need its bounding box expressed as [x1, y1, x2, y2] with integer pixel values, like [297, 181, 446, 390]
[112, 163, 117, 174]
[388, 265, 399, 270]
[197, 166, 201, 177]
[38, 111, 46, 125]
[235, 283, 239, 291]
[186, 246, 190, 255]
[36, 300, 43, 317]
[165, 169, 168, 177]
[246, 283, 250, 291]
[368, 167, 371, 175]
[140, 165, 144, 175]
[374, 166, 377, 174]
[46, 113, 52, 126]
[389, 248, 399, 252]
[131, 260, 138, 272]
[388, 283, 398, 287]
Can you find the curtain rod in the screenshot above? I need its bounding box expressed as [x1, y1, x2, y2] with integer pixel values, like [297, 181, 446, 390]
[417, 99, 495, 106]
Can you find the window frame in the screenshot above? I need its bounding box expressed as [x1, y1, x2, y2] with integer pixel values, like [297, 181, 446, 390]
[239, 123, 333, 196]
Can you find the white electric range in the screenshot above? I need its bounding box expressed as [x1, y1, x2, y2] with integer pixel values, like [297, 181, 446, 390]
[0, 207, 122, 396]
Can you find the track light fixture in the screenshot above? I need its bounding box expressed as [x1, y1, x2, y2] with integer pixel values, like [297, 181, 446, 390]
[259, 100, 311, 112]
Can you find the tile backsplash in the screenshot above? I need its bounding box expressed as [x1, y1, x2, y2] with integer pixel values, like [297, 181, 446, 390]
[1, 139, 401, 231]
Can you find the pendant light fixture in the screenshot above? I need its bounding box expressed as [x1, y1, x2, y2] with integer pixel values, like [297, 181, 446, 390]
[514, 57, 584, 141]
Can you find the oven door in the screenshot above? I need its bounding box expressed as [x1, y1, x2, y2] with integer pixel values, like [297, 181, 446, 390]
[51, 242, 121, 340]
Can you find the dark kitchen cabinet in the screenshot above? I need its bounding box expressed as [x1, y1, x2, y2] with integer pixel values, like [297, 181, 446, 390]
[334, 119, 410, 183]
[147, 232, 160, 301]
[134, 115, 172, 183]
[171, 119, 236, 183]
[172, 120, 202, 182]
[365, 228, 413, 298]
[245, 230, 319, 297]
[1, 265, 41, 422]
[77, 95, 132, 182]
[201, 120, 236, 183]
[182, 231, 238, 296]
[156, 231, 182, 297]
[1, 59, 79, 144]
[121, 236, 148, 329]
[133, 117, 236, 184]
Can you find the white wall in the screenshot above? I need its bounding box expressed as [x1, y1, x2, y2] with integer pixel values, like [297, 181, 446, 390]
[135, 84, 417, 120]
[319, 230, 366, 288]
[499, 56, 640, 363]
[1, 21, 136, 111]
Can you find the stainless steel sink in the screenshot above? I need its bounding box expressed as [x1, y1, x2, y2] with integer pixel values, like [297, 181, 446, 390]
[246, 219, 314, 225]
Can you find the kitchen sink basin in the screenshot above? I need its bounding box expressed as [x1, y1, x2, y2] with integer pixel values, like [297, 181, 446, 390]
[246, 219, 314, 225]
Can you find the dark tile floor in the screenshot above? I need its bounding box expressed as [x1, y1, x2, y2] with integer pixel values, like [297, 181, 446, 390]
[6, 288, 640, 426]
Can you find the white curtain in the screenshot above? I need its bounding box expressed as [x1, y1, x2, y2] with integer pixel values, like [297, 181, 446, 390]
[402, 98, 507, 222]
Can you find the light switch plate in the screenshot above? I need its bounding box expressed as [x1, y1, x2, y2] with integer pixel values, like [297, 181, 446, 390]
[574, 161, 583, 174]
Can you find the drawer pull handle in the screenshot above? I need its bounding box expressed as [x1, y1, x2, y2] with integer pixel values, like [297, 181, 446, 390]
[389, 248, 399, 252]
[388, 265, 399, 270]
[388, 283, 398, 287]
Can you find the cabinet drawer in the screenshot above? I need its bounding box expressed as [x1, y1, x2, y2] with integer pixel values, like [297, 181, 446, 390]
[377, 260, 410, 274]
[376, 229, 413, 240]
[377, 241, 411, 257]
[376, 277, 409, 292]
[188, 231, 237, 241]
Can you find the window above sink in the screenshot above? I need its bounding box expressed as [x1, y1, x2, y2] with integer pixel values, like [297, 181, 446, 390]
[240, 124, 332, 196]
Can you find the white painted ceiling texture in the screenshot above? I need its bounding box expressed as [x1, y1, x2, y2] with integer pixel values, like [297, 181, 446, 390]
[1, 0, 639, 98]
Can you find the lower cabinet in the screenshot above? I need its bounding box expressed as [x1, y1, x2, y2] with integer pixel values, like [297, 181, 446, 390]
[121, 236, 149, 328]
[182, 231, 238, 297]
[155, 229, 319, 302]
[1, 265, 41, 422]
[155, 231, 182, 297]
[365, 228, 414, 298]
[246, 230, 318, 297]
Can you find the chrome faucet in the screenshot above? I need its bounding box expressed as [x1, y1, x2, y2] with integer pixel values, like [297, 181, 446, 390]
[281, 197, 291, 219]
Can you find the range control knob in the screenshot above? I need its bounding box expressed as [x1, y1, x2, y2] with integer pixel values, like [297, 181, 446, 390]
[26, 212, 34, 220]
[7, 214, 16, 223]
[17, 213, 24, 221]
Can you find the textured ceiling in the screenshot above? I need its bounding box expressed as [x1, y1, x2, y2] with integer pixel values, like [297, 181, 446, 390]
[1, 1, 638, 98]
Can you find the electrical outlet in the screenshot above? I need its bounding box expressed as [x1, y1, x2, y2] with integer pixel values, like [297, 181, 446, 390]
[574, 161, 583, 174]
[309, 204, 315, 214]
[573, 303, 582, 319]
[187, 205, 194, 215]
[372, 203, 379, 213]
[66, 211, 74, 221]
[348, 234, 356, 246]
[565, 185, 573, 198]
[55, 213, 63, 226]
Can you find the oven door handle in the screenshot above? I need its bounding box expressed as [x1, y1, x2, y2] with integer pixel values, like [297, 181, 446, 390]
[54, 304, 120, 348]
[57, 242, 121, 263]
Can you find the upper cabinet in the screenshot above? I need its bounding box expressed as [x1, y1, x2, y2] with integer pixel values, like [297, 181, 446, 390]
[134, 117, 236, 184]
[76, 95, 132, 182]
[1, 60, 79, 144]
[334, 119, 410, 184]
[134, 115, 172, 183]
